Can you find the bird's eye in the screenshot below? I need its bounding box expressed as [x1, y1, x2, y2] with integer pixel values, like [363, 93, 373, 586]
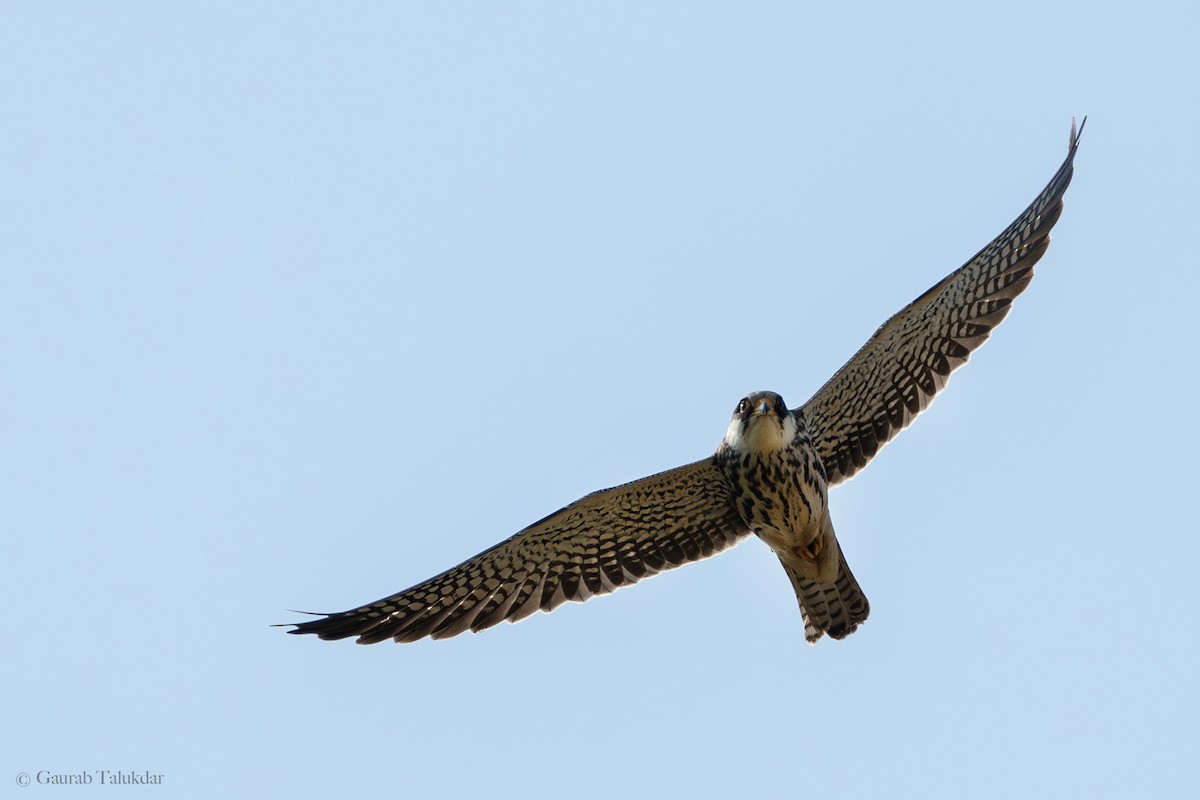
[737, 399, 749, 414]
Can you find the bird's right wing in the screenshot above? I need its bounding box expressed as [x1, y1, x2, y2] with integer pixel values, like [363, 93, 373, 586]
[286, 458, 750, 643]
[800, 119, 1084, 486]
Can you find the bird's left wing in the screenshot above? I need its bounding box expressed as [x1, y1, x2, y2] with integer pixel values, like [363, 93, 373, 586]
[287, 458, 750, 643]
[800, 119, 1084, 486]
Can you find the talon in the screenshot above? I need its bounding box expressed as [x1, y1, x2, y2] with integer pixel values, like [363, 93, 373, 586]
[798, 536, 824, 561]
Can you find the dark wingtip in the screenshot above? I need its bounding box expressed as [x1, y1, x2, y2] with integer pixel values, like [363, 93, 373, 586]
[283, 605, 410, 641]
[1071, 116, 1087, 151]
[274, 610, 325, 627]
[277, 609, 356, 639]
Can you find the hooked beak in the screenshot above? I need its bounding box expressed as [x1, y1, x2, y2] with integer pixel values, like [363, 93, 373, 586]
[753, 398, 775, 417]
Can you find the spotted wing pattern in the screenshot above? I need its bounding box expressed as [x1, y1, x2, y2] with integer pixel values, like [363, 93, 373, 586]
[288, 459, 750, 643]
[800, 119, 1084, 486]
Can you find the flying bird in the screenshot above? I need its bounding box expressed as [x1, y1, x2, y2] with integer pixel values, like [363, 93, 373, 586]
[287, 120, 1084, 645]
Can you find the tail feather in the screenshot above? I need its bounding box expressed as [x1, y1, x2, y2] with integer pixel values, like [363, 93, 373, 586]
[782, 549, 870, 644]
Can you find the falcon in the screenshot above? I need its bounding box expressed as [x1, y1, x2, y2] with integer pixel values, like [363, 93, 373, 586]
[286, 119, 1084, 645]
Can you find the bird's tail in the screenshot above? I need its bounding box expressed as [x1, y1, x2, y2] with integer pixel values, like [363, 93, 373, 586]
[780, 519, 869, 643]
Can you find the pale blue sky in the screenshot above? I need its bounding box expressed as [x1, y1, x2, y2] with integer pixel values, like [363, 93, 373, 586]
[4, 2, 1197, 798]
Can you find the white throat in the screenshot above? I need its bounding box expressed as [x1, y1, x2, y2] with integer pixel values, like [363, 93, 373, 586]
[724, 412, 798, 456]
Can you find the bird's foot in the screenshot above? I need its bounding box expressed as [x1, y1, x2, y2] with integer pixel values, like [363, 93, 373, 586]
[797, 536, 824, 561]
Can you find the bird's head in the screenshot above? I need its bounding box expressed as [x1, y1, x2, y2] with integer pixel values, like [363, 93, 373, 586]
[721, 391, 798, 455]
